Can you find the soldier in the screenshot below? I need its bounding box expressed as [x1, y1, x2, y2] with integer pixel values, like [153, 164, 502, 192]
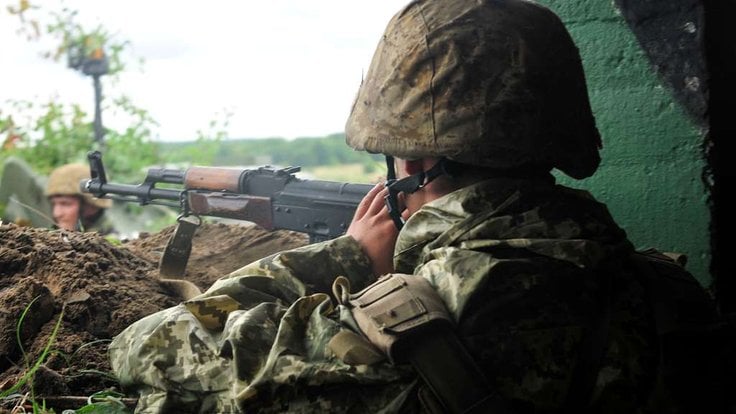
[109, 0, 725, 412]
[45, 163, 116, 235]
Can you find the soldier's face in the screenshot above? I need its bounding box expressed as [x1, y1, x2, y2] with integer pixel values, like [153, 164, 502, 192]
[50, 195, 81, 231]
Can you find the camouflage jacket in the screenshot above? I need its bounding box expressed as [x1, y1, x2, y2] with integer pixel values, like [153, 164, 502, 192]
[82, 211, 117, 236]
[110, 177, 657, 413]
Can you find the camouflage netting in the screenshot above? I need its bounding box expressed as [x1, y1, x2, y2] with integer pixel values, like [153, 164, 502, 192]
[0, 222, 307, 411]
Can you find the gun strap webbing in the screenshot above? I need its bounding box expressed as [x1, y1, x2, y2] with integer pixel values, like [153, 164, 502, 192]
[159, 215, 200, 278]
[408, 327, 514, 414]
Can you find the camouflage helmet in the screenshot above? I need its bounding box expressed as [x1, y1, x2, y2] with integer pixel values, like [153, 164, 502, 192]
[345, 0, 601, 179]
[45, 163, 112, 209]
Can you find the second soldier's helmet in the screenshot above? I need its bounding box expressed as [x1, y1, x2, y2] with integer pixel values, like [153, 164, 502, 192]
[45, 163, 112, 209]
[345, 0, 601, 179]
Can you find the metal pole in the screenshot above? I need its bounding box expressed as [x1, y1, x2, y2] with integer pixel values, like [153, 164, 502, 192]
[92, 73, 104, 146]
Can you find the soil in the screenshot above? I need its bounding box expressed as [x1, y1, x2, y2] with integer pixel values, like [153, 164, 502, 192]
[0, 222, 307, 411]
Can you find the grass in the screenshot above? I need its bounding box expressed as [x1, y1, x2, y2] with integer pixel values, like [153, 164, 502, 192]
[71, 390, 131, 413]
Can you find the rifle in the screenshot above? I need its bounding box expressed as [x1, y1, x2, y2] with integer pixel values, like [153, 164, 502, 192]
[81, 151, 372, 278]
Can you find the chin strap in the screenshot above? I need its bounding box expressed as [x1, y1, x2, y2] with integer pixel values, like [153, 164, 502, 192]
[383, 156, 452, 231]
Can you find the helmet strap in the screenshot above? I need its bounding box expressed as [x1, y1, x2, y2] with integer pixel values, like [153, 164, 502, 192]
[383, 156, 450, 231]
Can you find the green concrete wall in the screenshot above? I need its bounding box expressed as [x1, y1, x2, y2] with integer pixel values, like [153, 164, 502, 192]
[537, 0, 711, 285]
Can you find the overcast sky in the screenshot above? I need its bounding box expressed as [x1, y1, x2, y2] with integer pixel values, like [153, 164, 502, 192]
[0, 1, 402, 141]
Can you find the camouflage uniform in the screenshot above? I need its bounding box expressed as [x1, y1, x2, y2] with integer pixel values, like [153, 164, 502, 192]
[81, 211, 117, 236]
[110, 177, 656, 413]
[112, 0, 660, 412]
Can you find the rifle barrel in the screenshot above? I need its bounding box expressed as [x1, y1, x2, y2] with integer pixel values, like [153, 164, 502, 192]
[85, 180, 182, 202]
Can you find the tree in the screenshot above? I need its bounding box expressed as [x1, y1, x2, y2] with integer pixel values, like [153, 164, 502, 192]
[1, 0, 228, 182]
[0, 1, 158, 181]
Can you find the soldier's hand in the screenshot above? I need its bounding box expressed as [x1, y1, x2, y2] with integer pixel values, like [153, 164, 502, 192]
[347, 183, 405, 278]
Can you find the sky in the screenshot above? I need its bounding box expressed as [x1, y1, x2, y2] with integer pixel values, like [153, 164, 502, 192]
[0, 1, 402, 141]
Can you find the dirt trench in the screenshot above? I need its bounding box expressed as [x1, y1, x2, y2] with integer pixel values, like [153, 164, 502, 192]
[0, 222, 307, 410]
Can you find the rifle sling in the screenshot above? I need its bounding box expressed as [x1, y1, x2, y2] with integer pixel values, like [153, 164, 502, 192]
[408, 327, 514, 414]
[159, 215, 200, 279]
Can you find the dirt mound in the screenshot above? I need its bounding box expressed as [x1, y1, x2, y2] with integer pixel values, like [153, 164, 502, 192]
[0, 222, 307, 410]
[124, 221, 308, 290]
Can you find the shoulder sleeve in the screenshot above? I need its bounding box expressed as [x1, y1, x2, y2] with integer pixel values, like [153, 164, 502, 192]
[204, 235, 374, 303]
[86, 214, 118, 237]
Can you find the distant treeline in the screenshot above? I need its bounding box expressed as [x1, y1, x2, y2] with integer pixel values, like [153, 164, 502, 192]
[157, 133, 382, 168]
